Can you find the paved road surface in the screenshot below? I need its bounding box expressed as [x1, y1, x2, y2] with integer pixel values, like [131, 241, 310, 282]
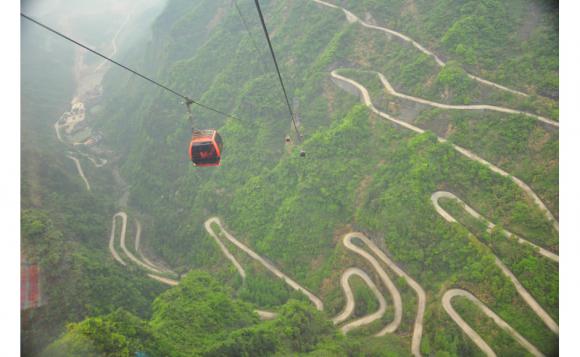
[134, 218, 176, 274]
[204, 219, 247, 279]
[66, 155, 91, 191]
[344, 233, 426, 356]
[330, 70, 558, 232]
[431, 191, 558, 262]
[343, 233, 402, 334]
[147, 273, 178, 286]
[376, 72, 558, 127]
[431, 192, 559, 336]
[332, 267, 387, 334]
[116, 212, 168, 275]
[95, 6, 134, 71]
[312, 0, 532, 98]
[443, 289, 544, 357]
[205, 217, 324, 311]
[205, 218, 427, 356]
[109, 212, 178, 284]
[109, 213, 127, 266]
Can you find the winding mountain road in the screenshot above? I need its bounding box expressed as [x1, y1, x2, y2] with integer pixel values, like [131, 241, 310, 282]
[314, 64, 559, 351]
[204, 218, 426, 356]
[205, 218, 410, 332]
[109, 213, 127, 266]
[343, 233, 402, 335]
[312, 0, 532, 98]
[85, 156, 107, 168]
[147, 273, 178, 286]
[492, 257, 558, 334]
[54, 5, 138, 190]
[330, 70, 558, 232]
[431, 191, 558, 262]
[205, 217, 324, 311]
[110, 209, 552, 356]
[116, 212, 168, 275]
[204, 219, 247, 279]
[77, 150, 108, 168]
[376, 72, 558, 128]
[109, 212, 178, 283]
[100, 3, 556, 355]
[442, 289, 544, 357]
[332, 267, 387, 334]
[344, 233, 426, 356]
[54, 119, 64, 143]
[134, 219, 175, 274]
[95, 6, 134, 71]
[431, 191, 558, 356]
[109, 215, 281, 319]
[66, 154, 91, 191]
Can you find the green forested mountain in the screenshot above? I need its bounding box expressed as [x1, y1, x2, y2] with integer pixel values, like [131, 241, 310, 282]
[43, 271, 411, 356]
[21, 0, 558, 356]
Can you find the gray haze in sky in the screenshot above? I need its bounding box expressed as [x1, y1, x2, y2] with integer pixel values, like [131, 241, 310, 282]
[22, 0, 168, 56]
[21, 0, 169, 143]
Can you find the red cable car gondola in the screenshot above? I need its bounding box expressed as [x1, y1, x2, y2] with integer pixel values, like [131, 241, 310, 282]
[188, 129, 223, 167]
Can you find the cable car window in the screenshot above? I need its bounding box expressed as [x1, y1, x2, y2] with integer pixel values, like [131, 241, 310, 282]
[191, 142, 212, 151]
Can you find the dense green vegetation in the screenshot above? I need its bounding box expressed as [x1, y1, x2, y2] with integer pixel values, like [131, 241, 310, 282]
[21, 207, 165, 355]
[44, 271, 412, 356]
[22, 0, 558, 355]
[350, 276, 381, 318]
[326, 0, 558, 98]
[96, 0, 557, 354]
[451, 296, 530, 357]
[334, 67, 559, 218]
[237, 266, 311, 308]
[440, 197, 558, 320]
[21, 14, 167, 356]
[42, 309, 170, 357]
[315, 3, 558, 118]
[422, 110, 559, 219]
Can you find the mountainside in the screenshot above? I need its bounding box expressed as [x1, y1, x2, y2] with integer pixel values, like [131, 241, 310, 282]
[21, 2, 170, 355]
[22, 0, 558, 356]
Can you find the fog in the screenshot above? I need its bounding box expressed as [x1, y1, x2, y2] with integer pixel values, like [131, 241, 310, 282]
[22, 0, 168, 57]
[21, 0, 169, 126]
[21, 0, 170, 174]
